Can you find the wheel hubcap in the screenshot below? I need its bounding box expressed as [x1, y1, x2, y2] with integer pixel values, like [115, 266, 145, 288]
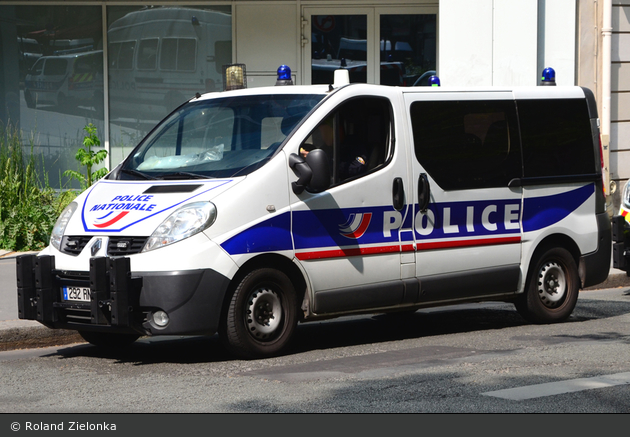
[246, 287, 282, 340]
[537, 261, 566, 307]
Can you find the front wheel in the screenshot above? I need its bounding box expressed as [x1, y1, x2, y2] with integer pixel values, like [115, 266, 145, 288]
[221, 268, 299, 359]
[516, 247, 580, 324]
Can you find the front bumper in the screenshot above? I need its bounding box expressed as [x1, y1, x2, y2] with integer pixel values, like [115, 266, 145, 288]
[16, 254, 230, 336]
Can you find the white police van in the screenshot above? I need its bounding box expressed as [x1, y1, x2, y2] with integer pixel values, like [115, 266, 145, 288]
[17, 68, 611, 358]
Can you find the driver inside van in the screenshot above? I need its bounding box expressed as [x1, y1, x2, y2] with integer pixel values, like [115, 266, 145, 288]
[300, 115, 368, 182]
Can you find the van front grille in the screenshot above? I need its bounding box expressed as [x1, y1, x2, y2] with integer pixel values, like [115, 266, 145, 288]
[60, 236, 92, 256]
[60, 236, 148, 256]
[107, 237, 148, 256]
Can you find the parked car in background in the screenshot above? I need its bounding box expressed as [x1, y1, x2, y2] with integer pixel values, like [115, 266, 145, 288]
[24, 50, 103, 112]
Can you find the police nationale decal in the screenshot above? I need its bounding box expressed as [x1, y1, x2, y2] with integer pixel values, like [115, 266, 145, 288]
[81, 180, 232, 232]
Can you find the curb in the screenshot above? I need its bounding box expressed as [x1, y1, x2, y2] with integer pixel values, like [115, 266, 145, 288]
[0, 250, 39, 260]
[0, 320, 83, 352]
[585, 271, 630, 291]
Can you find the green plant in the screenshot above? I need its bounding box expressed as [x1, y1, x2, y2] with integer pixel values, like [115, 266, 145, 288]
[0, 122, 74, 251]
[64, 123, 108, 190]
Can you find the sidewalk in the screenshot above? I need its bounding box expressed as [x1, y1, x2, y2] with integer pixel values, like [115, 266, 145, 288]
[0, 249, 84, 350]
[1, 249, 629, 351]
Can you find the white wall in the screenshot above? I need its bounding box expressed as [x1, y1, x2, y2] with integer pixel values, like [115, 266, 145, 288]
[440, 0, 576, 87]
[439, 0, 494, 86]
[493, 0, 538, 86]
[235, 3, 298, 87]
[538, 0, 576, 86]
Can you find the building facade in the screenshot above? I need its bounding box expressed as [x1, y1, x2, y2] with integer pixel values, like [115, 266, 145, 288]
[0, 0, 626, 207]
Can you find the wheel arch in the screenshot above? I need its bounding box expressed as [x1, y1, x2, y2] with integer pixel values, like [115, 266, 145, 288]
[526, 233, 582, 289]
[219, 253, 308, 325]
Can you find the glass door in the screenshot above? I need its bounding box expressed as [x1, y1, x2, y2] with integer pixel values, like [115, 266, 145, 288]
[303, 8, 374, 85]
[378, 11, 437, 86]
[303, 6, 437, 86]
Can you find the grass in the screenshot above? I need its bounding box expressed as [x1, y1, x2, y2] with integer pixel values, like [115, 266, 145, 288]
[0, 122, 76, 252]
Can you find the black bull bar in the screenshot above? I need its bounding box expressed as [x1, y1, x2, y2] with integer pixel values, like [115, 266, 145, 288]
[16, 254, 141, 329]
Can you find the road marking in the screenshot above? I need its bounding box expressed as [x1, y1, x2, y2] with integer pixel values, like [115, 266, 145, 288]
[482, 372, 630, 400]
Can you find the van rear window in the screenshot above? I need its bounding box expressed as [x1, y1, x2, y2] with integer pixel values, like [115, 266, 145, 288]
[410, 99, 521, 190]
[517, 98, 595, 178]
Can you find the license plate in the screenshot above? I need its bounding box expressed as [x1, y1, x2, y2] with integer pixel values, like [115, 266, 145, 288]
[62, 286, 91, 302]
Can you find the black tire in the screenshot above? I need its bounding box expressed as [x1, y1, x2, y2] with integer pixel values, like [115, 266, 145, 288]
[516, 247, 580, 324]
[78, 331, 139, 349]
[221, 268, 299, 359]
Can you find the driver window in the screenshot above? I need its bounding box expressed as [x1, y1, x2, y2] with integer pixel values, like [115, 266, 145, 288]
[299, 97, 392, 185]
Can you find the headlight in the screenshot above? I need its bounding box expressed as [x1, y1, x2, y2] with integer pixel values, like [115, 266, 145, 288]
[142, 201, 216, 252]
[50, 202, 77, 251]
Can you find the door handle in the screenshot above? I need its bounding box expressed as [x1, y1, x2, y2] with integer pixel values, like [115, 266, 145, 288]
[418, 173, 430, 213]
[392, 177, 405, 211]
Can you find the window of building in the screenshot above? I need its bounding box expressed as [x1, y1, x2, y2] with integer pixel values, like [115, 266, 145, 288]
[305, 7, 436, 86]
[107, 5, 232, 167]
[0, 4, 104, 189]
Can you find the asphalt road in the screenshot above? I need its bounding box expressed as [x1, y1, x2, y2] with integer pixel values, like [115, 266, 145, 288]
[1, 287, 630, 414]
[2, 250, 630, 415]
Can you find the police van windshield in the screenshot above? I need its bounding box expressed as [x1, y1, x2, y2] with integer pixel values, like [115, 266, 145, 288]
[120, 94, 324, 179]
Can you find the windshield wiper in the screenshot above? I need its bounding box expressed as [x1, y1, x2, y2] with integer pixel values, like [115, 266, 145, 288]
[160, 171, 209, 180]
[120, 168, 158, 180]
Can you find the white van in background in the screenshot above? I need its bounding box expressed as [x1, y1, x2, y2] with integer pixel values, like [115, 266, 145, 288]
[17, 69, 611, 359]
[107, 7, 231, 122]
[24, 50, 103, 111]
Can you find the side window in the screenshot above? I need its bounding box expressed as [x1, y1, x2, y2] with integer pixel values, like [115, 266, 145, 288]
[517, 99, 595, 178]
[30, 58, 44, 75]
[299, 97, 392, 186]
[109, 43, 121, 70]
[411, 99, 521, 190]
[177, 39, 196, 71]
[44, 58, 67, 76]
[118, 41, 136, 70]
[160, 38, 177, 70]
[160, 38, 196, 71]
[137, 39, 158, 70]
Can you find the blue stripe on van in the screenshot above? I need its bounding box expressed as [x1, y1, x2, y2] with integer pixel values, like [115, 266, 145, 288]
[221, 184, 594, 256]
[522, 184, 594, 233]
[221, 213, 292, 255]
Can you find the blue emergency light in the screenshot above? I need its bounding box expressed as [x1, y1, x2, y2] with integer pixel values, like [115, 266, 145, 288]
[276, 65, 293, 86]
[541, 67, 556, 86]
[429, 75, 441, 87]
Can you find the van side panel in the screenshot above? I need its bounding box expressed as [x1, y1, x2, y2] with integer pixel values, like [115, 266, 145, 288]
[405, 92, 523, 297]
[516, 91, 610, 290]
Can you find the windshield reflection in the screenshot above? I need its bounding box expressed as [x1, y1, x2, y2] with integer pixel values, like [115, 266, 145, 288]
[119, 94, 324, 180]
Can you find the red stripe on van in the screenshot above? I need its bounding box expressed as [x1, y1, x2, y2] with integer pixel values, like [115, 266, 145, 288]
[296, 244, 401, 260]
[295, 236, 521, 260]
[416, 236, 521, 251]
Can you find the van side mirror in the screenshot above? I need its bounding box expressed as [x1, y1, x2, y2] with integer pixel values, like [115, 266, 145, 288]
[289, 149, 331, 194]
[289, 153, 312, 194]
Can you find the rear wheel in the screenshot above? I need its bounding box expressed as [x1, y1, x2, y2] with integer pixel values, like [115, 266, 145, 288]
[78, 331, 139, 349]
[516, 247, 580, 323]
[221, 268, 299, 359]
